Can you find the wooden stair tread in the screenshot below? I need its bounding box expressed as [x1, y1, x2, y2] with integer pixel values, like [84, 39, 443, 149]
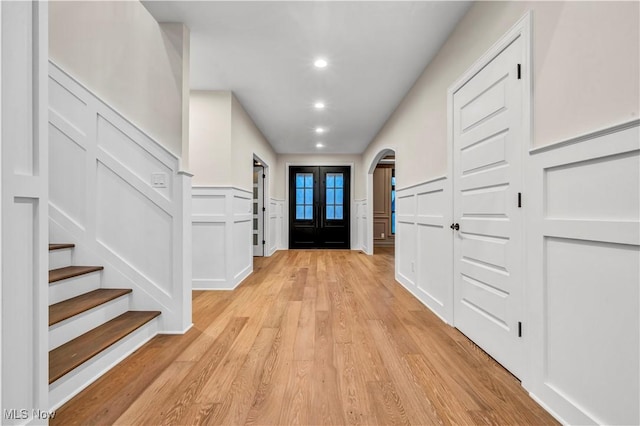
[49, 288, 133, 326]
[49, 310, 161, 384]
[49, 266, 104, 283]
[49, 243, 75, 251]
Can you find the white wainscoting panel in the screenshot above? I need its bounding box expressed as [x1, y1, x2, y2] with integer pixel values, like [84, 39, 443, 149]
[233, 190, 253, 282]
[526, 121, 640, 425]
[192, 187, 254, 290]
[268, 198, 284, 255]
[395, 177, 452, 323]
[2, 3, 49, 419]
[354, 199, 367, 252]
[48, 62, 192, 333]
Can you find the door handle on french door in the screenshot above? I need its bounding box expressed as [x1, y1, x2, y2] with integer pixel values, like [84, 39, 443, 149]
[450, 223, 460, 231]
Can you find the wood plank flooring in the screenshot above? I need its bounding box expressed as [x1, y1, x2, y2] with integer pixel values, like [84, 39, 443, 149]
[51, 249, 557, 425]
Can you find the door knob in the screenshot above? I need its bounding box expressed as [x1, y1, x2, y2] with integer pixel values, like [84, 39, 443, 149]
[450, 223, 460, 231]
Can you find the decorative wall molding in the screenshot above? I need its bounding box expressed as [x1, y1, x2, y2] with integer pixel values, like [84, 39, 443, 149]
[268, 198, 284, 255]
[48, 61, 192, 333]
[525, 122, 639, 425]
[192, 186, 253, 290]
[1, 2, 50, 421]
[529, 118, 640, 155]
[354, 199, 367, 252]
[395, 176, 452, 323]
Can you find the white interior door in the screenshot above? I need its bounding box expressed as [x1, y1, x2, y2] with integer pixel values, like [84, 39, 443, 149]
[452, 36, 525, 378]
[253, 167, 264, 256]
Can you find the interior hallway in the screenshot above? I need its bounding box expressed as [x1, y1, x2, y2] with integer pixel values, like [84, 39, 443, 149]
[52, 250, 556, 425]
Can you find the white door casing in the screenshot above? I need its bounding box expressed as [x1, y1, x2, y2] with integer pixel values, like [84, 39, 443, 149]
[253, 166, 264, 256]
[451, 23, 529, 379]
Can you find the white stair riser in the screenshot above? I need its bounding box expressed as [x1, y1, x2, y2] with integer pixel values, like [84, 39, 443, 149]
[49, 295, 131, 351]
[49, 248, 73, 270]
[49, 272, 101, 304]
[49, 318, 158, 411]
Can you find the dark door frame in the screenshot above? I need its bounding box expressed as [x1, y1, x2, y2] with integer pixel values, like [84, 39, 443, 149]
[285, 162, 354, 249]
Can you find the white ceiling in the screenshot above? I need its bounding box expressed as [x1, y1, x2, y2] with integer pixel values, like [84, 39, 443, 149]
[142, 1, 472, 154]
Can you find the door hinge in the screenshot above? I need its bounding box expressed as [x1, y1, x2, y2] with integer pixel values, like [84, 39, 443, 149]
[262, 207, 266, 212]
[518, 321, 522, 337]
[262, 174, 266, 179]
[517, 64, 521, 80]
[262, 240, 265, 245]
[517, 192, 522, 208]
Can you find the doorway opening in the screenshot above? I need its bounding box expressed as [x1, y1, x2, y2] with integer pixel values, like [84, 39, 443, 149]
[366, 148, 396, 256]
[448, 19, 529, 379]
[253, 157, 265, 257]
[373, 154, 396, 252]
[288, 165, 351, 249]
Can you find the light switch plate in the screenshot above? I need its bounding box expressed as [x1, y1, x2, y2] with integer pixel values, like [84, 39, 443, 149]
[151, 172, 167, 188]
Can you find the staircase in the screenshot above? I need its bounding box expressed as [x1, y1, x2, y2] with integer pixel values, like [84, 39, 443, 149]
[48, 243, 161, 409]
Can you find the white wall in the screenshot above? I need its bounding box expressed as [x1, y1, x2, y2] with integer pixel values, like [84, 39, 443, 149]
[189, 91, 232, 186]
[231, 94, 277, 195]
[1, 2, 49, 423]
[49, 1, 190, 162]
[189, 91, 277, 193]
[363, 1, 640, 189]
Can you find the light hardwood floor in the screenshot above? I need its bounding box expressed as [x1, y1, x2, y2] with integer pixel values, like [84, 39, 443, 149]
[52, 249, 557, 425]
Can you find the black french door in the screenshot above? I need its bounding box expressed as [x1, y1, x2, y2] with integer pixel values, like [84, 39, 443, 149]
[289, 166, 350, 249]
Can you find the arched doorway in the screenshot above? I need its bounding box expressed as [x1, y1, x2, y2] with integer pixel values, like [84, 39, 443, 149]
[366, 148, 396, 256]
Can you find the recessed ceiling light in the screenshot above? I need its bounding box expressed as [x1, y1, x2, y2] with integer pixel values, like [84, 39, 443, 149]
[315, 127, 325, 134]
[316, 143, 324, 148]
[314, 102, 325, 110]
[314, 58, 328, 68]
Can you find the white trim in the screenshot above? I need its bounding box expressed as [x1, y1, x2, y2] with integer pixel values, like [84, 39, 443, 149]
[395, 175, 446, 193]
[529, 118, 640, 155]
[0, 3, 3, 410]
[36, 1, 50, 414]
[161, 323, 193, 335]
[1, 2, 50, 419]
[193, 185, 253, 193]
[0, 4, 4, 416]
[528, 392, 568, 425]
[253, 153, 270, 257]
